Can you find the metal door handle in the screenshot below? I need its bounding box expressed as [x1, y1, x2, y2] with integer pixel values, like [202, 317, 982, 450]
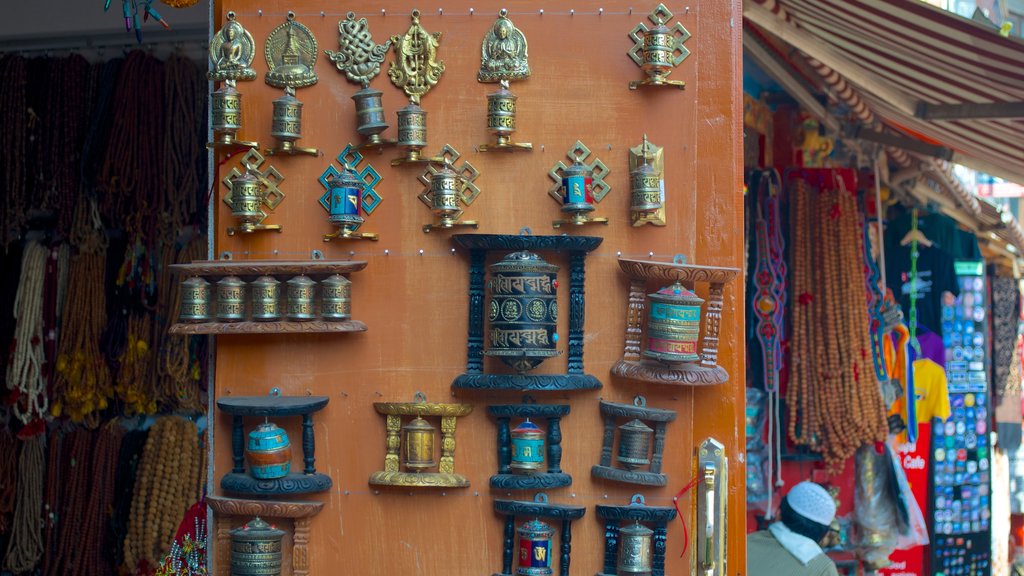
[702, 463, 716, 576]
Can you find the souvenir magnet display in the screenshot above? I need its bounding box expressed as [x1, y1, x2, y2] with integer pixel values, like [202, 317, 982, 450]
[325, 12, 396, 150]
[627, 4, 691, 90]
[207, 11, 260, 152]
[389, 10, 446, 166]
[318, 144, 382, 241]
[418, 145, 481, 232]
[265, 12, 320, 157]
[629, 135, 666, 226]
[221, 149, 285, 236]
[478, 9, 532, 152]
[369, 392, 473, 488]
[489, 398, 572, 489]
[218, 395, 332, 495]
[591, 396, 676, 487]
[595, 494, 677, 576]
[548, 141, 610, 228]
[492, 493, 586, 576]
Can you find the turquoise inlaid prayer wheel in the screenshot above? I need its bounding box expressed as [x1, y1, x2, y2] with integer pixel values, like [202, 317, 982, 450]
[326, 165, 364, 233]
[486, 251, 559, 373]
[517, 518, 554, 576]
[230, 516, 285, 576]
[644, 282, 703, 364]
[245, 422, 292, 480]
[510, 419, 545, 473]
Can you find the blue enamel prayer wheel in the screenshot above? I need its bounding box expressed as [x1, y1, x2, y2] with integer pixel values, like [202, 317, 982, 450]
[245, 422, 292, 480]
[560, 159, 595, 216]
[517, 518, 554, 576]
[510, 419, 545, 473]
[327, 165, 364, 233]
[486, 251, 560, 373]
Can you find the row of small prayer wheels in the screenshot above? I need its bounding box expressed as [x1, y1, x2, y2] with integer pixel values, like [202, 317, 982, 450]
[178, 274, 351, 323]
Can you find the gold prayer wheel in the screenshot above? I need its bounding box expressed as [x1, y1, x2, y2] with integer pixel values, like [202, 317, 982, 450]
[402, 416, 435, 471]
[487, 85, 517, 145]
[353, 87, 391, 148]
[285, 275, 316, 321]
[429, 161, 462, 228]
[230, 516, 284, 576]
[229, 170, 264, 234]
[216, 276, 246, 322]
[320, 274, 352, 321]
[270, 91, 303, 152]
[179, 276, 211, 323]
[394, 103, 428, 163]
[617, 419, 654, 470]
[630, 157, 662, 215]
[211, 84, 243, 145]
[250, 276, 281, 321]
[617, 521, 654, 575]
[640, 23, 674, 83]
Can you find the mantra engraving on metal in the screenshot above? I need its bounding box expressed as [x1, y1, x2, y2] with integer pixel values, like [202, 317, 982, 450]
[592, 397, 676, 487]
[595, 495, 677, 576]
[492, 494, 586, 576]
[489, 402, 572, 490]
[450, 234, 604, 391]
[629, 135, 667, 227]
[417, 144, 481, 232]
[389, 9, 445, 105]
[325, 12, 391, 88]
[318, 144, 382, 241]
[627, 3, 691, 90]
[369, 393, 473, 488]
[548, 140, 610, 228]
[221, 148, 285, 236]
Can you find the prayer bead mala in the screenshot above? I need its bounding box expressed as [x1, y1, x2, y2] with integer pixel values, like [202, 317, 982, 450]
[0, 55, 28, 246]
[156, 237, 207, 413]
[0, 427, 16, 534]
[3, 435, 46, 574]
[7, 242, 50, 425]
[159, 54, 206, 240]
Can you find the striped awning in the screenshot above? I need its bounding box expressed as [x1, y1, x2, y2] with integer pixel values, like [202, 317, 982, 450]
[744, 0, 1024, 185]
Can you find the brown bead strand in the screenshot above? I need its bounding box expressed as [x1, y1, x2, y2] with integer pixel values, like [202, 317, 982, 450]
[0, 55, 28, 247]
[0, 427, 17, 534]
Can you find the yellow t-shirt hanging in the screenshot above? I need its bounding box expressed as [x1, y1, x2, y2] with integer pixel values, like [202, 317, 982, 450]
[912, 358, 951, 423]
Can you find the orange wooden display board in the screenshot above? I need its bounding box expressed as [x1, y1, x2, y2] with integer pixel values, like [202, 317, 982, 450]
[210, 1, 745, 574]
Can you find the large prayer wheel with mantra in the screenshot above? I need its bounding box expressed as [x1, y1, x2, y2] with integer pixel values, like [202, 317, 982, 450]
[230, 517, 284, 576]
[485, 251, 559, 373]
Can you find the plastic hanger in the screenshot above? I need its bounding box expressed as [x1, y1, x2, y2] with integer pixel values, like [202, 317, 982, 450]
[900, 228, 933, 247]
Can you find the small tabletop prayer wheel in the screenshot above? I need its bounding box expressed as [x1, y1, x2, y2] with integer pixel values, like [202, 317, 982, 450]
[320, 274, 352, 321]
[211, 84, 244, 144]
[230, 516, 284, 576]
[487, 85, 517, 145]
[485, 251, 559, 373]
[286, 275, 316, 321]
[250, 276, 281, 321]
[510, 419, 545, 474]
[217, 276, 246, 322]
[595, 494, 676, 576]
[245, 422, 292, 480]
[517, 518, 554, 576]
[618, 521, 655, 575]
[402, 416, 436, 471]
[644, 282, 704, 364]
[179, 277, 211, 323]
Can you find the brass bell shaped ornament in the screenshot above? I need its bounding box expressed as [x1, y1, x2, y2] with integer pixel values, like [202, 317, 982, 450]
[402, 415, 436, 471]
[617, 419, 654, 471]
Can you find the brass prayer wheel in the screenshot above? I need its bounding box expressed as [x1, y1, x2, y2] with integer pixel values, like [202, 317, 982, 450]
[617, 521, 654, 575]
[270, 91, 304, 152]
[402, 416, 435, 471]
[285, 275, 316, 321]
[250, 276, 281, 321]
[517, 518, 554, 576]
[179, 277, 211, 323]
[644, 282, 704, 364]
[640, 23, 674, 83]
[486, 251, 559, 373]
[353, 87, 390, 147]
[617, 418, 654, 470]
[486, 84, 518, 145]
[429, 161, 463, 228]
[229, 170, 264, 234]
[211, 84, 243, 144]
[245, 421, 292, 480]
[396, 103, 428, 161]
[630, 157, 662, 216]
[510, 419, 545, 473]
[320, 274, 352, 321]
[216, 276, 246, 322]
[230, 516, 284, 576]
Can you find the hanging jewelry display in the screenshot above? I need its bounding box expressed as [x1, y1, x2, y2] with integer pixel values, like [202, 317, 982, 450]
[265, 12, 320, 157]
[629, 135, 666, 226]
[221, 148, 285, 236]
[218, 395, 332, 495]
[207, 11, 260, 151]
[595, 494, 677, 576]
[230, 517, 285, 576]
[325, 12, 396, 150]
[611, 256, 740, 386]
[548, 141, 610, 228]
[368, 392, 473, 488]
[478, 9, 532, 152]
[492, 493, 586, 576]
[389, 9, 446, 166]
[450, 232, 603, 391]
[318, 143, 382, 241]
[591, 396, 676, 486]
[627, 4, 691, 90]
[489, 397, 571, 489]
[418, 144, 481, 232]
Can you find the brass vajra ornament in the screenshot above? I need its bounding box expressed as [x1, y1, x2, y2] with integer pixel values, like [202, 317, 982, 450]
[207, 11, 259, 151]
[265, 12, 319, 156]
[478, 9, 530, 83]
[389, 9, 445, 105]
[628, 3, 692, 90]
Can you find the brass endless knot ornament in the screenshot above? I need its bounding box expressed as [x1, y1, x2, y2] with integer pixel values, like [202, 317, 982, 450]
[478, 9, 530, 83]
[418, 144, 481, 233]
[221, 149, 286, 236]
[325, 12, 391, 89]
[388, 9, 445, 104]
[209, 11, 256, 84]
[627, 3, 691, 90]
[265, 12, 319, 90]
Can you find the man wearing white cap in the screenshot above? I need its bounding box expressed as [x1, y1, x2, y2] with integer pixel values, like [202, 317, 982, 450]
[747, 481, 839, 576]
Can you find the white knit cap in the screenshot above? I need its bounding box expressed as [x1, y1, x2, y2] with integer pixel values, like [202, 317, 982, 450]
[786, 481, 836, 526]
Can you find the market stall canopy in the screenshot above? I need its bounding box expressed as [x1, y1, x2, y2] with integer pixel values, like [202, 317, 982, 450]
[744, 0, 1024, 185]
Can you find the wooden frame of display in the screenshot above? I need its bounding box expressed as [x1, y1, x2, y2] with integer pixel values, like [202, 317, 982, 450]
[207, 495, 324, 576]
[368, 397, 474, 488]
[591, 398, 677, 486]
[610, 258, 740, 386]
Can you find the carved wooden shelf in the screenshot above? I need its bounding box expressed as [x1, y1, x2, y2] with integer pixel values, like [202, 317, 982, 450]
[169, 259, 367, 279]
[610, 258, 740, 387]
[208, 495, 324, 576]
[169, 320, 367, 335]
[217, 396, 332, 496]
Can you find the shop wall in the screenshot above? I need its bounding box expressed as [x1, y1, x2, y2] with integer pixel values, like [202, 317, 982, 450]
[211, 1, 745, 574]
